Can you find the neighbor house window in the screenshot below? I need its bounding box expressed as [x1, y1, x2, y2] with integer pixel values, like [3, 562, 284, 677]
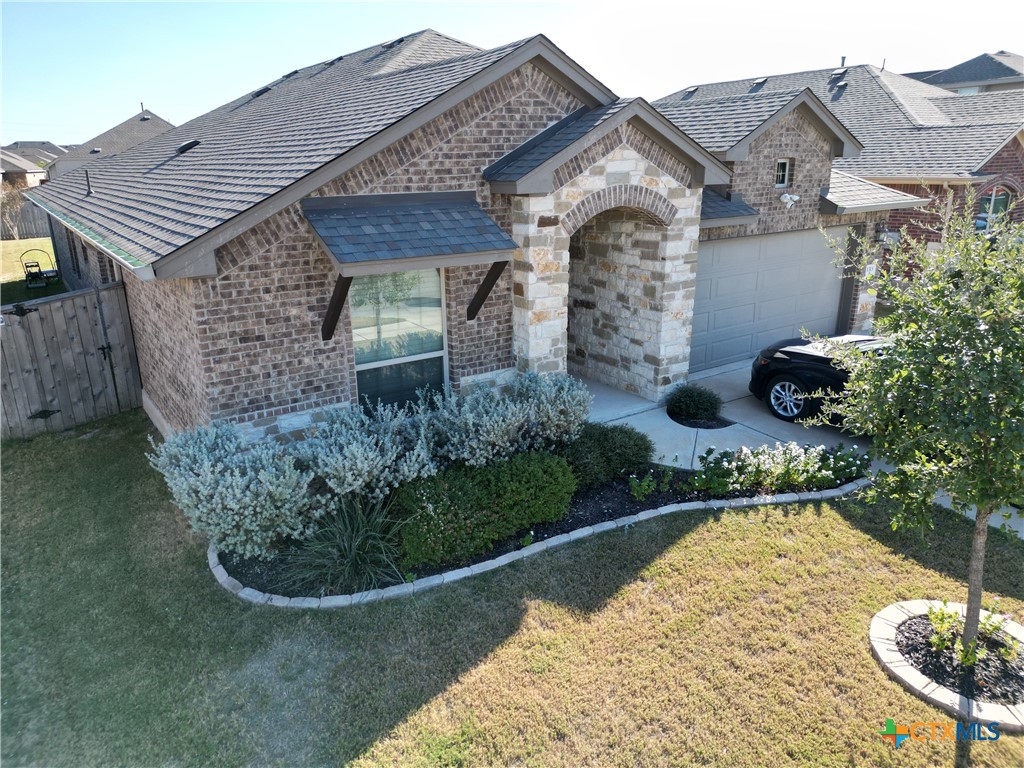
[957, 86, 982, 95]
[775, 159, 791, 188]
[351, 268, 446, 406]
[976, 185, 1013, 230]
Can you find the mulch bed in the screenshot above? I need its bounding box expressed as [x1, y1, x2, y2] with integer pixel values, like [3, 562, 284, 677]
[895, 615, 1024, 705]
[666, 413, 734, 430]
[221, 463, 865, 598]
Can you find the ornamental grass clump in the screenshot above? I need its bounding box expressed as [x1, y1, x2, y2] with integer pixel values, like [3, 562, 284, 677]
[688, 442, 869, 497]
[147, 423, 319, 560]
[274, 494, 405, 596]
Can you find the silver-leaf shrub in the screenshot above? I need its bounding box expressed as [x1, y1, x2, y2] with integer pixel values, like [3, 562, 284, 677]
[148, 422, 318, 560]
[295, 401, 435, 501]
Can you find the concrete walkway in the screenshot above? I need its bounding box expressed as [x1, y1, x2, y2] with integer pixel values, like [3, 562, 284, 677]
[584, 367, 1024, 539]
[586, 362, 858, 470]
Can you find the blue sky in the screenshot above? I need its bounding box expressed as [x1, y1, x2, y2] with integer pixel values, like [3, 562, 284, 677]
[2, 1, 1019, 145]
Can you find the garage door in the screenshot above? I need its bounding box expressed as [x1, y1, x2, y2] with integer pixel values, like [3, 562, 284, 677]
[689, 227, 846, 372]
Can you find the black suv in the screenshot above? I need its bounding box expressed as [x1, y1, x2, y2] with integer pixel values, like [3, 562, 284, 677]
[748, 335, 885, 421]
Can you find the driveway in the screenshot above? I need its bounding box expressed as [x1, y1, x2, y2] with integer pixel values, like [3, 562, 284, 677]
[585, 361, 860, 470]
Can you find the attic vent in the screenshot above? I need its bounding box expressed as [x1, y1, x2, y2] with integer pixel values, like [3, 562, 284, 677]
[831, 68, 848, 77]
[325, 54, 345, 65]
[140, 115, 151, 121]
[281, 70, 299, 79]
[89, 147, 102, 154]
[835, 80, 849, 88]
[251, 86, 272, 99]
[753, 77, 767, 85]
[381, 37, 405, 50]
[176, 139, 201, 155]
[682, 86, 698, 100]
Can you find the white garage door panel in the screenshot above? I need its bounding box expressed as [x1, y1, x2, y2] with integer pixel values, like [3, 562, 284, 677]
[690, 228, 845, 372]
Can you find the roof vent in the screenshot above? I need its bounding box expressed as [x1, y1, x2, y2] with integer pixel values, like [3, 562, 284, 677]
[325, 54, 345, 65]
[140, 115, 151, 121]
[176, 139, 201, 155]
[381, 37, 405, 51]
[281, 70, 299, 79]
[89, 147, 102, 154]
[835, 80, 849, 88]
[753, 77, 768, 85]
[831, 68, 848, 78]
[682, 86, 698, 100]
[251, 86, 272, 99]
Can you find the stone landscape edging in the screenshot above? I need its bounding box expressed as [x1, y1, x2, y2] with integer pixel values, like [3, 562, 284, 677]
[869, 600, 1024, 734]
[208, 477, 873, 609]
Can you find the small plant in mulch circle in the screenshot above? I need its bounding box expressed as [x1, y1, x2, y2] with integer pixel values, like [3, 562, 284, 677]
[895, 600, 1024, 705]
[666, 384, 731, 429]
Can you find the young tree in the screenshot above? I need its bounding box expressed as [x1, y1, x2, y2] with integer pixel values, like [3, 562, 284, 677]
[820, 196, 1023, 655]
[1, 181, 26, 240]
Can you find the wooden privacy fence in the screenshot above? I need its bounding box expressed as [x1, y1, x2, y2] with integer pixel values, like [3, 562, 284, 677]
[2, 203, 50, 240]
[1, 283, 142, 439]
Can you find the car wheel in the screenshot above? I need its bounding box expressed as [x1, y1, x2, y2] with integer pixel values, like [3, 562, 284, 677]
[765, 375, 816, 422]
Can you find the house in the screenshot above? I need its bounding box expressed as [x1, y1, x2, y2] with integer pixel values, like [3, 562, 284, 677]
[25, 30, 923, 438]
[1, 140, 66, 168]
[659, 65, 1024, 246]
[1, 149, 47, 187]
[46, 109, 174, 179]
[905, 51, 1023, 94]
[653, 88, 927, 370]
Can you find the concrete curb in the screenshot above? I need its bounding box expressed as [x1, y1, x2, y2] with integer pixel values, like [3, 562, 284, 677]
[868, 601, 1024, 734]
[209, 477, 870, 609]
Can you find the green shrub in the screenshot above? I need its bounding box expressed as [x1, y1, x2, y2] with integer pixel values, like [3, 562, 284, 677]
[557, 423, 654, 490]
[666, 383, 723, 421]
[274, 494, 404, 596]
[147, 423, 319, 560]
[396, 452, 576, 567]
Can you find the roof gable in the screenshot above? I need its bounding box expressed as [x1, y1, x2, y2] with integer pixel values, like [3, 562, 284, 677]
[654, 88, 862, 160]
[924, 51, 1023, 86]
[51, 110, 174, 167]
[26, 31, 617, 278]
[483, 97, 731, 193]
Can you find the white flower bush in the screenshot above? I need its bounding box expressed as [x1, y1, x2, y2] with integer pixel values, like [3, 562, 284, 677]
[147, 423, 318, 560]
[689, 442, 869, 496]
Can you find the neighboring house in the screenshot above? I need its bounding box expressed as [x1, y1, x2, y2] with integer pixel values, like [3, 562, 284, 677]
[46, 110, 174, 179]
[1, 149, 47, 187]
[659, 65, 1024, 245]
[652, 88, 928, 371]
[25, 30, 917, 437]
[1, 140, 66, 168]
[905, 51, 1023, 94]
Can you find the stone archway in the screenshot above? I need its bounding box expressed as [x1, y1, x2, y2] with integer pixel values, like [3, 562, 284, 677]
[510, 146, 702, 401]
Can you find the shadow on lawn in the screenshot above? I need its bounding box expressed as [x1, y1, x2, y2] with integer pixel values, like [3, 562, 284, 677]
[834, 497, 1024, 603]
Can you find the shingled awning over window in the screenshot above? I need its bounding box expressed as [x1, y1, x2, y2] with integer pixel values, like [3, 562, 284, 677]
[302, 192, 517, 276]
[302, 192, 519, 340]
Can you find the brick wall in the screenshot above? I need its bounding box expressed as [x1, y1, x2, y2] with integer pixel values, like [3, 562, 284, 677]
[122, 269, 209, 431]
[167, 62, 585, 430]
[701, 110, 834, 242]
[49, 221, 115, 292]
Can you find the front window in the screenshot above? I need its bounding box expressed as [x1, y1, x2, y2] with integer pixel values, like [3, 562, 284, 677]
[351, 268, 446, 406]
[775, 159, 791, 188]
[976, 186, 1013, 230]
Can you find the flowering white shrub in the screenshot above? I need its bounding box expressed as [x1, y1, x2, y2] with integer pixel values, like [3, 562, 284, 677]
[295, 401, 435, 501]
[689, 442, 869, 496]
[148, 423, 318, 560]
[506, 371, 592, 450]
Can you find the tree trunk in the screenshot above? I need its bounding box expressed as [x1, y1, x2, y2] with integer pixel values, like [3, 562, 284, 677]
[961, 504, 993, 651]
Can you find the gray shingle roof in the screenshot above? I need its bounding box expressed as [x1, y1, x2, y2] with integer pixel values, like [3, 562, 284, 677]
[484, 100, 631, 181]
[658, 65, 1023, 180]
[1, 149, 44, 174]
[52, 111, 174, 166]
[302, 192, 517, 265]
[700, 188, 758, 221]
[27, 30, 534, 267]
[653, 89, 805, 152]
[922, 51, 1023, 86]
[822, 170, 930, 213]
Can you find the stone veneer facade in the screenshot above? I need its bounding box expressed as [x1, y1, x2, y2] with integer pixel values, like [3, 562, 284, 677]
[510, 136, 701, 401]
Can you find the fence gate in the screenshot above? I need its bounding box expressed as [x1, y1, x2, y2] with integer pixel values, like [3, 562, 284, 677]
[1, 283, 142, 439]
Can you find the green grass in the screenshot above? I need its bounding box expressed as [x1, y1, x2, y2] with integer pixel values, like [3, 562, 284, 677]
[2, 410, 1023, 767]
[0, 236, 67, 305]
